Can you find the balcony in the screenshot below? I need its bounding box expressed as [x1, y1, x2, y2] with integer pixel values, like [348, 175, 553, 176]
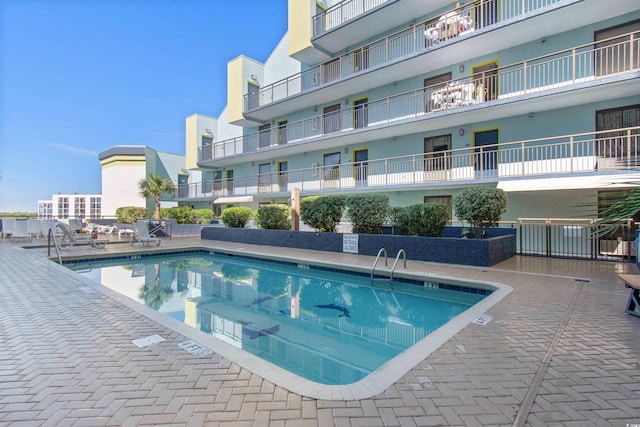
[312, 0, 392, 38]
[244, 0, 637, 121]
[200, 32, 640, 167]
[180, 127, 640, 201]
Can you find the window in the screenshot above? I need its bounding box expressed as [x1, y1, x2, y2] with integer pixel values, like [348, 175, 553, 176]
[353, 47, 369, 72]
[323, 58, 340, 83]
[247, 82, 259, 110]
[90, 197, 101, 218]
[323, 104, 341, 134]
[595, 20, 640, 76]
[258, 163, 271, 192]
[226, 170, 234, 195]
[58, 197, 69, 219]
[353, 99, 368, 129]
[424, 134, 452, 171]
[213, 171, 223, 195]
[259, 124, 271, 149]
[277, 120, 288, 145]
[596, 104, 640, 159]
[323, 152, 341, 181]
[278, 161, 288, 190]
[74, 197, 85, 219]
[424, 73, 452, 112]
[425, 196, 452, 220]
[178, 175, 189, 198]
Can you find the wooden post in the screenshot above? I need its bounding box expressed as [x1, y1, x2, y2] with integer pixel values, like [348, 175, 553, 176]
[291, 188, 300, 231]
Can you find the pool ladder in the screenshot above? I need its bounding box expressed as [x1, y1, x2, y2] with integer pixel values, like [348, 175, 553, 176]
[370, 248, 407, 285]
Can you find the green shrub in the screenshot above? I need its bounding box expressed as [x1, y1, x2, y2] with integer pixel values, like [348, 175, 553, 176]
[255, 205, 291, 230]
[345, 194, 390, 234]
[390, 203, 449, 237]
[160, 206, 197, 224]
[194, 209, 215, 224]
[453, 187, 507, 238]
[116, 206, 147, 224]
[299, 196, 345, 232]
[220, 207, 252, 228]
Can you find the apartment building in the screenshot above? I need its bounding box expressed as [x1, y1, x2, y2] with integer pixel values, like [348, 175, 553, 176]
[178, 0, 640, 231]
[37, 193, 102, 219]
[99, 146, 185, 218]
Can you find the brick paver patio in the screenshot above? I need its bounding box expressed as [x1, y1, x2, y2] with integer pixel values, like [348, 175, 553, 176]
[0, 236, 638, 426]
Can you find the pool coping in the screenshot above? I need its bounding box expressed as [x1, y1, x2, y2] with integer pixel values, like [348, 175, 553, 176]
[56, 244, 513, 400]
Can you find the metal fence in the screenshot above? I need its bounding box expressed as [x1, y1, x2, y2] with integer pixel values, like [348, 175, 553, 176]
[516, 218, 637, 261]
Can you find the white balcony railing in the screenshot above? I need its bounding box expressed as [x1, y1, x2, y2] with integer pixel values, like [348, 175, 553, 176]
[201, 31, 640, 163]
[181, 127, 640, 200]
[245, 0, 562, 112]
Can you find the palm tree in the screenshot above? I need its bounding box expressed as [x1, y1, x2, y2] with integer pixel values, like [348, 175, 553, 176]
[138, 174, 176, 220]
[593, 187, 640, 236]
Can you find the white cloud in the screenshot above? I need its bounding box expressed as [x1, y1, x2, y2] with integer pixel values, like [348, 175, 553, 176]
[50, 143, 98, 157]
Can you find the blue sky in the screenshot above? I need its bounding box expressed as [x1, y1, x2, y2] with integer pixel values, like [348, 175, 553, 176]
[0, 0, 288, 212]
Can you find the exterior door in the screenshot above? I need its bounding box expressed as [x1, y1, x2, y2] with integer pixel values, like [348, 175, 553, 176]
[353, 149, 368, 187]
[474, 129, 498, 176]
[277, 120, 288, 145]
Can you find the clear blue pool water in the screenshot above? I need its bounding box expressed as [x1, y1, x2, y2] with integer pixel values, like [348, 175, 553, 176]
[68, 251, 490, 385]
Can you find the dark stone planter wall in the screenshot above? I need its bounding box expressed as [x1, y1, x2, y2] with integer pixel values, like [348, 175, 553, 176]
[201, 227, 516, 267]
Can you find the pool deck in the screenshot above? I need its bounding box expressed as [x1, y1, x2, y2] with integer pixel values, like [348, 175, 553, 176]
[1, 235, 639, 426]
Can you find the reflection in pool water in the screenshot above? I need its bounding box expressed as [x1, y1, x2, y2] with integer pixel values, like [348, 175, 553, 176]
[69, 252, 491, 385]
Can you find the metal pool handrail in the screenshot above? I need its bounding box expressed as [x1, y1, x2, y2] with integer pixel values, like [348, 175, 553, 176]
[370, 247, 388, 283]
[390, 249, 407, 284]
[47, 227, 62, 264]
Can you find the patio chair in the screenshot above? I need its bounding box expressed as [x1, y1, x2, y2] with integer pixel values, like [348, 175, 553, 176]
[129, 220, 161, 247]
[57, 223, 108, 249]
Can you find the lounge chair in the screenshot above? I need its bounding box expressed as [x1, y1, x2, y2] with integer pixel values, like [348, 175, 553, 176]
[57, 223, 108, 249]
[68, 218, 84, 233]
[129, 220, 161, 247]
[40, 219, 60, 237]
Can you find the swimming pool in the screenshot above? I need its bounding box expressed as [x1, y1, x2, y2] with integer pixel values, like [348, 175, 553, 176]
[66, 249, 508, 397]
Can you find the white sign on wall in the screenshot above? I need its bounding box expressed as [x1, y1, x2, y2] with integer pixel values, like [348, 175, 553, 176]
[343, 234, 359, 254]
